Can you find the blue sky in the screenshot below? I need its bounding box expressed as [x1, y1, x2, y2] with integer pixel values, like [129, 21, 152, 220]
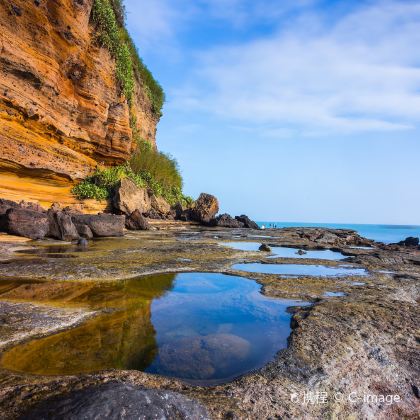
[125, 0, 420, 224]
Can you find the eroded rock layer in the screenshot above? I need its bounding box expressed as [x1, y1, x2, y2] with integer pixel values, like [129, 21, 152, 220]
[0, 0, 158, 207]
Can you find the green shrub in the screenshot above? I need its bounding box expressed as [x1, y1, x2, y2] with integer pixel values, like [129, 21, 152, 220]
[72, 180, 109, 201]
[110, 0, 125, 25]
[72, 161, 192, 207]
[91, 0, 164, 116]
[122, 30, 165, 116]
[130, 140, 182, 192]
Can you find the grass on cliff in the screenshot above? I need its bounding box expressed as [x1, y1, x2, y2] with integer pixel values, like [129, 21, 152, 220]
[72, 145, 193, 207]
[91, 0, 164, 116]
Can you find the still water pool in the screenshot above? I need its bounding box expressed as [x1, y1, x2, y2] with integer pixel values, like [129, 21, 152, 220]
[232, 263, 367, 277]
[1, 273, 308, 386]
[222, 242, 345, 260]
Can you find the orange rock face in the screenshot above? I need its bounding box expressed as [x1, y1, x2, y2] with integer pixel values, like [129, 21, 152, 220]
[0, 0, 159, 208]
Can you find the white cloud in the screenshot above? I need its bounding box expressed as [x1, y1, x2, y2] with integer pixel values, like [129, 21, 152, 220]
[171, 1, 420, 135]
[126, 0, 420, 136]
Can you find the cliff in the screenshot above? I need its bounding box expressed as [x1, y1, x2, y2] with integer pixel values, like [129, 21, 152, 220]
[0, 0, 161, 210]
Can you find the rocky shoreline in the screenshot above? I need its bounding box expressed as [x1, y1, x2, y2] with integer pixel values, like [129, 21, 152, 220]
[0, 222, 418, 419]
[0, 188, 259, 243]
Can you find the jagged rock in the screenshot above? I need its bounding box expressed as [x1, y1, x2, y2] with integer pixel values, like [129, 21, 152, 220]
[112, 178, 151, 215]
[235, 215, 259, 230]
[172, 202, 192, 221]
[73, 223, 94, 240]
[0, 199, 19, 216]
[151, 195, 171, 215]
[19, 200, 44, 213]
[259, 244, 271, 252]
[126, 209, 150, 230]
[47, 210, 79, 241]
[71, 214, 125, 237]
[293, 228, 373, 247]
[398, 237, 419, 247]
[23, 383, 210, 420]
[190, 193, 219, 225]
[4, 208, 49, 239]
[0, 1, 158, 207]
[144, 208, 165, 220]
[210, 213, 244, 228]
[50, 202, 62, 212]
[0, 199, 19, 232]
[62, 204, 84, 214]
[297, 249, 307, 255]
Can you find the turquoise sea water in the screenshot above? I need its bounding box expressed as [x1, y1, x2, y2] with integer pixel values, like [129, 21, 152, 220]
[256, 222, 420, 244]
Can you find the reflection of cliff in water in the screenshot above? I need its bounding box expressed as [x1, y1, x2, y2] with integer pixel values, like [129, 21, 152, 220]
[0, 274, 176, 376]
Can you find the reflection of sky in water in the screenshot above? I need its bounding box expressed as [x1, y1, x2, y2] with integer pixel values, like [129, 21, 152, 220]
[0, 273, 309, 386]
[232, 263, 367, 277]
[222, 242, 345, 260]
[147, 273, 309, 385]
[324, 291, 346, 297]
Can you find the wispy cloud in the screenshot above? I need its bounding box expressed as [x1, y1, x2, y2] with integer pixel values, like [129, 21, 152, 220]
[127, 0, 420, 136]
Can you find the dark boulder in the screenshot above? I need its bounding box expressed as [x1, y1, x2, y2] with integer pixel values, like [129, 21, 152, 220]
[297, 249, 307, 255]
[0, 198, 19, 216]
[126, 209, 150, 230]
[0, 199, 20, 231]
[47, 210, 79, 241]
[398, 237, 419, 247]
[210, 213, 244, 228]
[112, 178, 151, 215]
[150, 194, 171, 215]
[71, 214, 125, 237]
[235, 215, 259, 230]
[190, 193, 219, 225]
[259, 243, 271, 252]
[172, 202, 192, 221]
[73, 223, 94, 239]
[144, 208, 166, 220]
[22, 382, 210, 420]
[4, 208, 49, 239]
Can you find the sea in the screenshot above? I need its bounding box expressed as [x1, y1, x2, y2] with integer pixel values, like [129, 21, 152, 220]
[256, 222, 420, 244]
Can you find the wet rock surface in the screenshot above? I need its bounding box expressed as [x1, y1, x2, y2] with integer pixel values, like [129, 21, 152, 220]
[21, 382, 210, 420]
[0, 224, 418, 419]
[0, 301, 94, 350]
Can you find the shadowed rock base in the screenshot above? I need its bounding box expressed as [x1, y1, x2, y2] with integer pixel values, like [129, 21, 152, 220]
[21, 382, 210, 420]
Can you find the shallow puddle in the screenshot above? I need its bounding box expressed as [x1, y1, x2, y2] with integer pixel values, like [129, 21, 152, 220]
[0, 273, 308, 386]
[232, 263, 367, 277]
[324, 291, 346, 297]
[222, 242, 345, 260]
[16, 245, 92, 259]
[267, 247, 345, 260]
[349, 281, 366, 286]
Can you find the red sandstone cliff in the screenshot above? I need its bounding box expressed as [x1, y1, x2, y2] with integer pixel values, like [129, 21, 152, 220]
[0, 0, 159, 209]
